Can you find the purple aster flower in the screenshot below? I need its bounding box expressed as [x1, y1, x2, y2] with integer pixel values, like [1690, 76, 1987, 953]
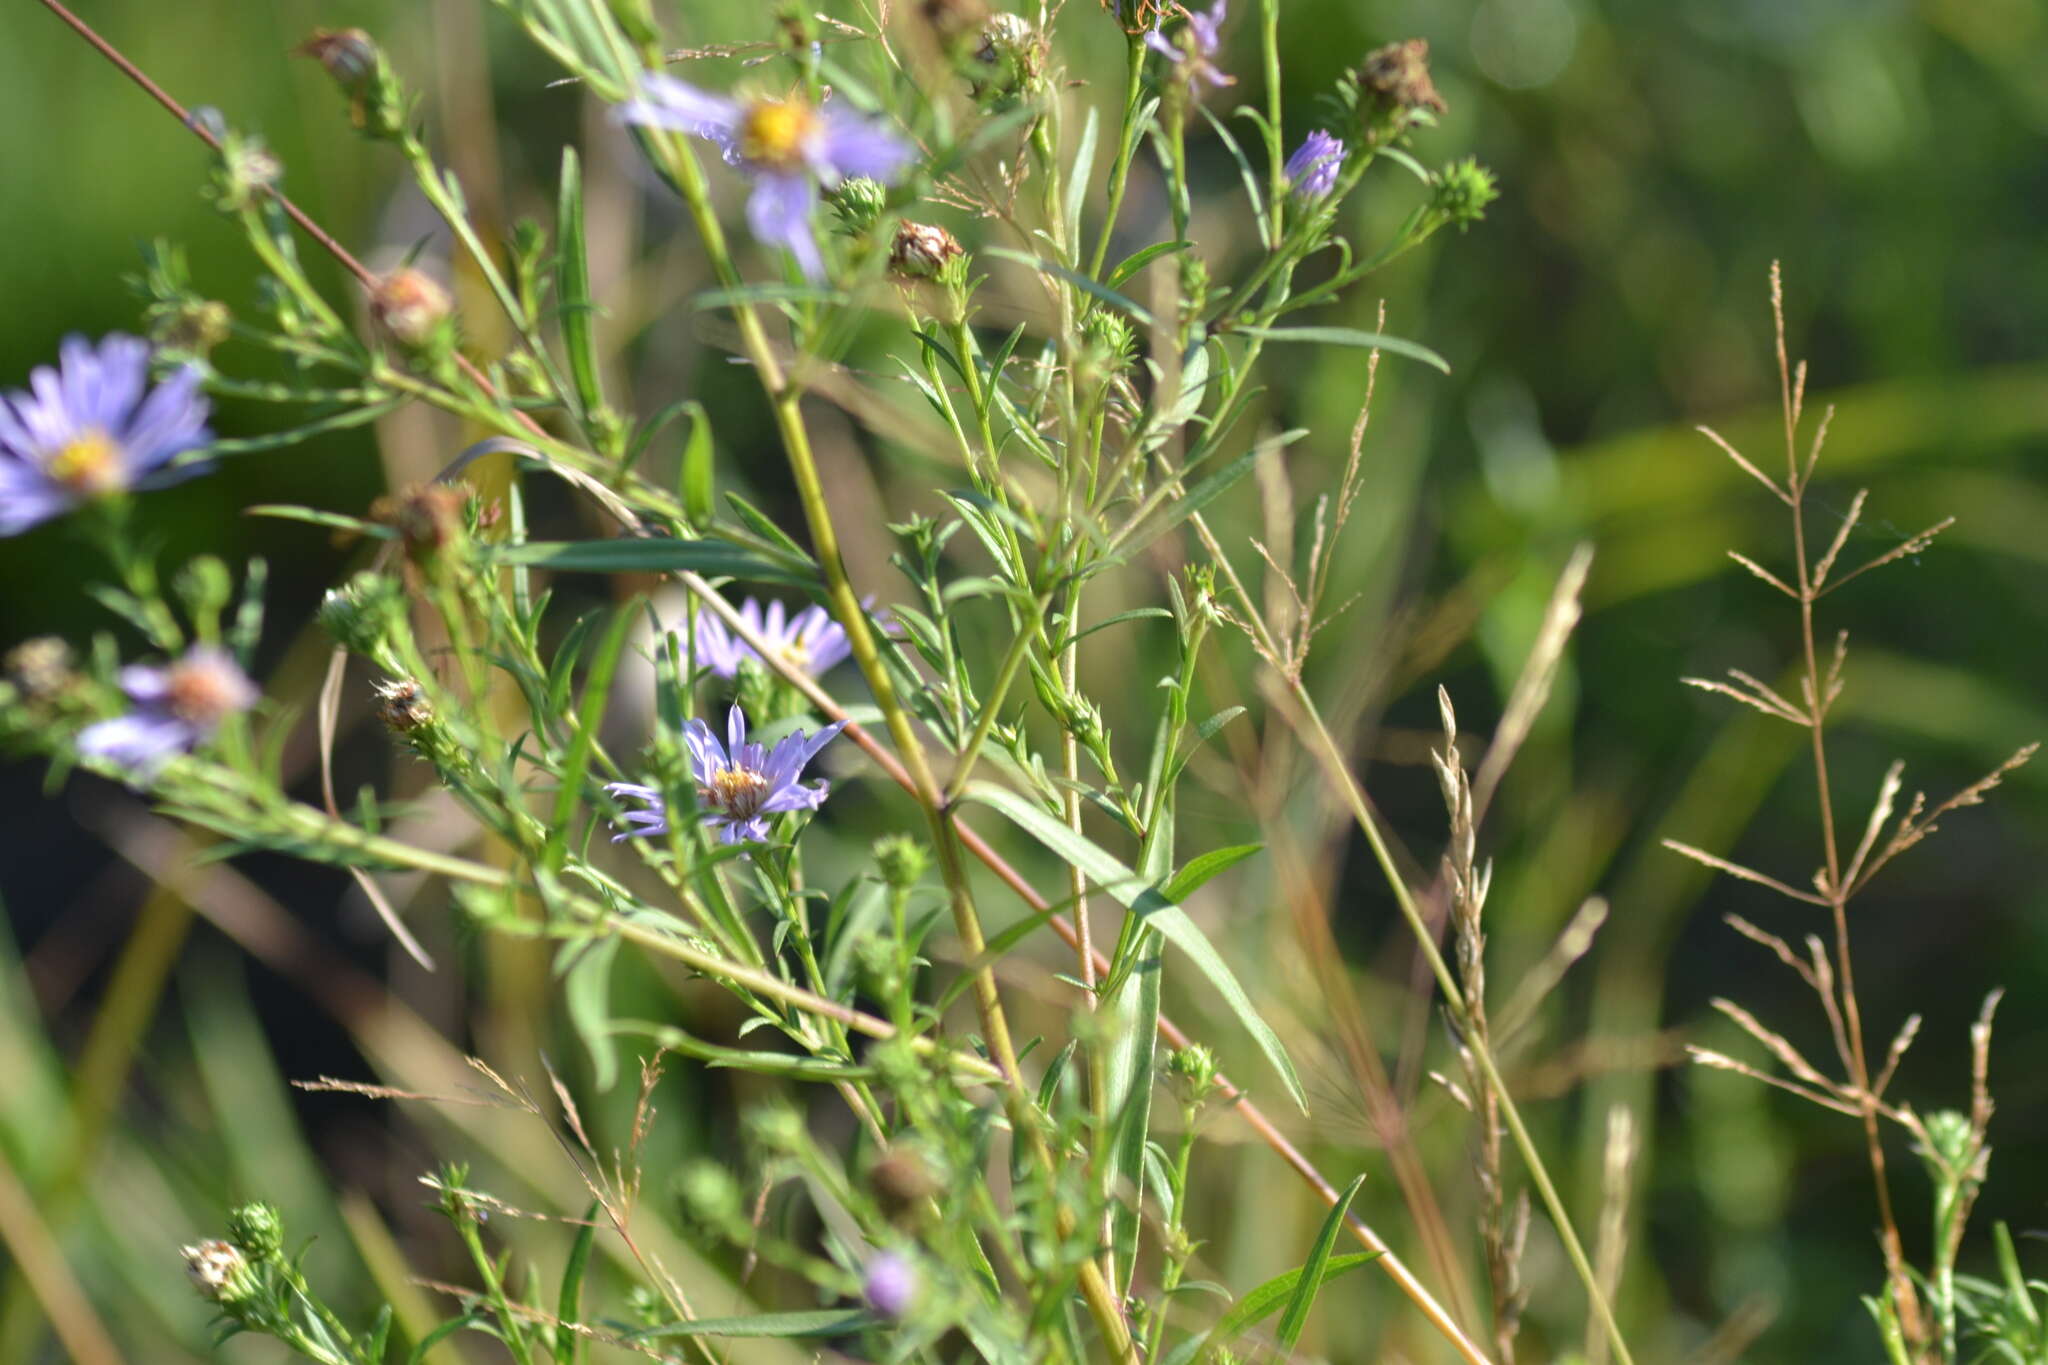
[1284, 129, 1346, 201]
[0, 333, 212, 536]
[607, 705, 845, 845]
[862, 1251, 918, 1319]
[617, 76, 913, 280]
[76, 645, 256, 778]
[691, 596, 853, 680]
[1145, 1, 1233, 89]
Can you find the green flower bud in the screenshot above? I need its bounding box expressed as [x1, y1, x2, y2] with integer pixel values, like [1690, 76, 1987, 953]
[1430, 158, 1499, 232]
[873, 834, 930, 891]
[1080, 309, 1137, 378]
[745, 1104, 808, 1155]
[226, 1202, 284, 1260]
[678, 1160, 742, 1225]
[318, 572, 409, 666]
[1165, 1043, 1221, 1105]
[830, 177, 890, 236]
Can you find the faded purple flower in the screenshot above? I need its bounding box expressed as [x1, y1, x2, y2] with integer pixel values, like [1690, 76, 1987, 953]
[617, 77, 912, 279]
[76, 645, 256, 777]
[863, 1251, 918, 1319]
[0, 334, 212, 536]
[607, 705, 845, 845]
[1284, 129, 1346, 200]
[691, 596, 853, 680]
[1145, 1, 1232, 88]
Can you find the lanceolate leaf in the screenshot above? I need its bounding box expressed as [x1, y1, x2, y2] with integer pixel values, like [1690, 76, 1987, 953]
[963, 781, 1307, 1112]
[1235, 324, 1451, 374]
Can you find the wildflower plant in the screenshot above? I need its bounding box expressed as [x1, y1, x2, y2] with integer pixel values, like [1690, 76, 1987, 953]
[0, 0, 1785, 1361]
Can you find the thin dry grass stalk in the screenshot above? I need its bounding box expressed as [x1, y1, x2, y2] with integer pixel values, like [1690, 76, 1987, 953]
[1675, 264, 2038, 1356]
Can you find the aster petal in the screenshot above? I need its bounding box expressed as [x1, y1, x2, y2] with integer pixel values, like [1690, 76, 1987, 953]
[745, 173, 824, 280]
[682, 717, 727, 782]
[758, 778, 829, 814]
[76, 712, 194, 777]
[815, 105, 913, 186]
[1145, 30, 1183, 60]
[725, 704, 749, 759]
[1188, 0, 1227, 51]
[0, 460, 69, 536]
[616, 75, 740, 150]
[118, 364, 212, 480]
[118, 664, 173, 703]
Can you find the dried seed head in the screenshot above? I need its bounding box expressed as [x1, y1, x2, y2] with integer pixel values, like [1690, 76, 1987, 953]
[889, 220, 965, 280]
[1357, 39, 1446, 117]
[371, 482, 469, 557]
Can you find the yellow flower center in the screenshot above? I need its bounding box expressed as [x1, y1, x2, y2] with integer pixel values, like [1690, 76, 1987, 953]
[47, 428, 125, 495]
[776, 639, 812, 671]
[737, 99, 818, 169]
[701, 764, 769, 817]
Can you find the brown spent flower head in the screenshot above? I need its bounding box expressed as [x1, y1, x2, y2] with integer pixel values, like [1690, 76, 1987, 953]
[181, 1240, 256, 1303]
[374, 677, 433, 733]
[869, 1146, 941, 1217]
[1358, 38, 1446, 116]
[889, 221, 966, 280]
[296, 28, 380, 88]
[369, 268, 453, 348]
[372, 482, 469, 557]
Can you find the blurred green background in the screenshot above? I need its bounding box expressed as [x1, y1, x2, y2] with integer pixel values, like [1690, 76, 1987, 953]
[3, 0, 2046, 1361]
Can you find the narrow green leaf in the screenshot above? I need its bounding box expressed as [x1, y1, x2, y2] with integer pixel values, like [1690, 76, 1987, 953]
[406, 1312, 487, 1364]
[1235, 324, 1451, 374]
[963, 781, 1306, 1111]
[1108, 240, 1194, 289]
[1069, 606, 1174, 645]
[245, 505, 396, 538]
[1065, 106, 1100, 247]
[544, 603, 635, 873]
[559, 935, 621, 1090]
[1182, 1248, 1379, 1364]
[693, 283, 849, 310]
[556, 146, 604, 417]
[625, 1310, 877, 1340]
[555, 1200, 599, 1365]
[677, 401, 714, 526]
[1161, 844, 1263, 903]
[1276, 1173, 1369, 1348]
[724, 491, 817, 565]
[486, 537, 810, 583]
[984, 246, 1157, 328]
[1107, 933, 1162, 1295]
